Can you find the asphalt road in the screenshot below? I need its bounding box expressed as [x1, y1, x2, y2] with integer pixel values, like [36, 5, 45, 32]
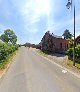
[0, 47, 80, 92]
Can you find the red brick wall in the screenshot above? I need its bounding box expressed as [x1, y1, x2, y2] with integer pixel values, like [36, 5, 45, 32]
[52, 37, 69, 51]
[40, 32, 70, 53]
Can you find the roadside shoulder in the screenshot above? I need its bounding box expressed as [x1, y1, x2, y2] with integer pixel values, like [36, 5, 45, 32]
[34, 49, 80, 79]
[0, 50, 18, 79]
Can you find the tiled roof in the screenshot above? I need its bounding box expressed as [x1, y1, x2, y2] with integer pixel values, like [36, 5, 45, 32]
[52, 34, 62, 38]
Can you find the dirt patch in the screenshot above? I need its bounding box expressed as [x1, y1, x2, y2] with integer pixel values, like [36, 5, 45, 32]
[0, 70, 3, 76]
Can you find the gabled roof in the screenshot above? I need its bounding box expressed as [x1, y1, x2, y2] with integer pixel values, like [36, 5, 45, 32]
[45, 31, 62, 38]
[52, 33, 62, 38]
[75, 35, 80, 43]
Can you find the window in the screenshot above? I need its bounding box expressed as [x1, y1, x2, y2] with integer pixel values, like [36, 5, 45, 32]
[65, 43, 66, 49]
[60, 43, 62, 49]
[67, 44, 68, 48]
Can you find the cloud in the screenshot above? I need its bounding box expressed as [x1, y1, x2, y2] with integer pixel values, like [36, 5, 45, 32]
[20, 0, 51, 16]
[11, 0, 52, 34]
[43, 0, 69, 34]
[45, 9, 80, 36]
[0, 0, 80, 44]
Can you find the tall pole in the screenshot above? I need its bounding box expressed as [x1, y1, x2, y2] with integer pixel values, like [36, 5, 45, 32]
[66, 0, 76, 66]
[73, 5, 75, 66]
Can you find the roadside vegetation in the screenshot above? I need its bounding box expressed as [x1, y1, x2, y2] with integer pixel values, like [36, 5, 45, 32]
[67, 60, 80, 69]
[38, 50, 48, 57]
[62, 30, 80, 69]
[37, 29, 80, 70]
[67, 44, 80, 69]
[0, 29, 19, 70]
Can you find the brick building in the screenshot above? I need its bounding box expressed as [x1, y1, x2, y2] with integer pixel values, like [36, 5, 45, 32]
[39, 31, 70, 53]
[75, 35, 80, 45]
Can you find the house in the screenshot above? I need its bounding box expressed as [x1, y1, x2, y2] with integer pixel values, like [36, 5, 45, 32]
[75, 35, 80, 45]
[40, 31, 70, 53]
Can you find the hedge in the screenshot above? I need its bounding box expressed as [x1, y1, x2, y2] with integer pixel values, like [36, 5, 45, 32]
[68, 44, 80, 62]
[0, 42, 19, 62]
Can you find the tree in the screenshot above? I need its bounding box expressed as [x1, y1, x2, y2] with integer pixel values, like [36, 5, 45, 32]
[68, 44, 80, 63]
[1, 29, 17, 44]
[41, 31, 55, 53]
[62, 29, 73, 39]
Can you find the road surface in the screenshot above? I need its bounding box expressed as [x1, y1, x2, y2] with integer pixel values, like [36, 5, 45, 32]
[0, 47, 80, 92]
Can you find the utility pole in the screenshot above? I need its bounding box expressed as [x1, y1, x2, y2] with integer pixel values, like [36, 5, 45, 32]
[66, 0, 75, 66]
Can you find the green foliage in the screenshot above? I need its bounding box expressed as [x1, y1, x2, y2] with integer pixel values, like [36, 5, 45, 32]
[62, 29, 73, 39]
[0, 42, 19, 62]
[1, 29, 17, 44]
[68, 38, 74, 48]
[0, 50, 17, 69]
[1, 34, 9, 43]
[38, 50, 48, 57]
[67, 60, 80, 69]
[67, 48, 73, 57]
[68, 44, 80, 62]
[76, 45, 80, 58]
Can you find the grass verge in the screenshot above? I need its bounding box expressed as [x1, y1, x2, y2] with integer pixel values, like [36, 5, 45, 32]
[67, 60, 80, 69]
[38, 50, 48, 57]
[37, 50, 80, 72]
[0, 51, 17, 70]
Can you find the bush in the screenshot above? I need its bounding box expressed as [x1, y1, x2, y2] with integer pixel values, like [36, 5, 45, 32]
[68, 44, 80, 62]
[67, 48, 73, 57]
[0, 42, 19, 62]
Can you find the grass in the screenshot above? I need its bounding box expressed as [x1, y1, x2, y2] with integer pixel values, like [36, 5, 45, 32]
[38, 50, 48, 57]
[67, 60, 80, 69]
[0, 51, 17, 70]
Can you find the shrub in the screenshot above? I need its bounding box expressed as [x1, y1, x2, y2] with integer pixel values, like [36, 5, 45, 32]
[0, 42, 19, 62]
[68, 44, 80, 62]
[67, 48, 73, 57]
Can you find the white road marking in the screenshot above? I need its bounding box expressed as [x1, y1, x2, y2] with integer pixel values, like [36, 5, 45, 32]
[62, 70, 67, 73]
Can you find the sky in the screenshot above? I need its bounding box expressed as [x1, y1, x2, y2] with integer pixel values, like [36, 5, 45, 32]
[0, 0, 80, 44]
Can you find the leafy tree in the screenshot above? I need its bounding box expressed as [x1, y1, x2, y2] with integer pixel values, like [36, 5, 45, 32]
[62, 29, 73, 39]
[41, 32, 55, 53]
[68, 44, 80, 63]
[68, 38, 74, 48]
[1, 29, 17, 44]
